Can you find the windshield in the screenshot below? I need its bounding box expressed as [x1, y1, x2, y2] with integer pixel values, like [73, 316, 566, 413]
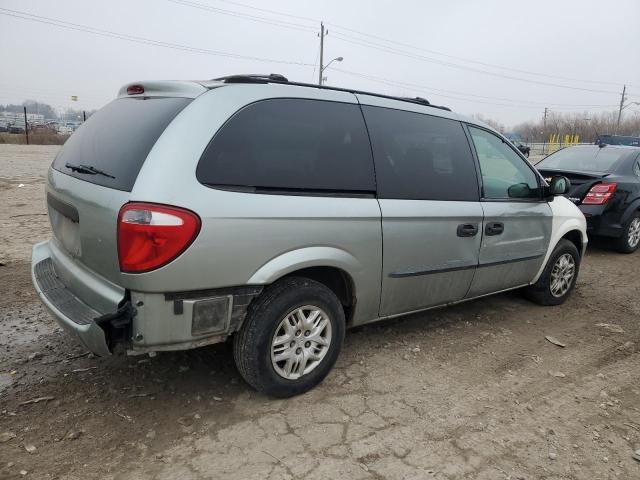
[537, 147, 628, 173]
[53, 97, 192, 191]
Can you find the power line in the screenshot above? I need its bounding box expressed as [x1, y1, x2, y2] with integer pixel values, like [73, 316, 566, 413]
[0, 7, 315, 67]
[210, 0, 318, 24]
[169, 0, 630, 95]
[332, 68, 618, 108]
[327, 25, 630, 88]
[168, 0, 316, 33]
[188, 0, 633, 88]
[3, 4, 632, 111]
[330, 33, 622, 96]
[332, 68, 619, 110]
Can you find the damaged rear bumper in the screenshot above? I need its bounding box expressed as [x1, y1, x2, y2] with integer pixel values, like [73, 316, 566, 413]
[31, 241, 132, 356]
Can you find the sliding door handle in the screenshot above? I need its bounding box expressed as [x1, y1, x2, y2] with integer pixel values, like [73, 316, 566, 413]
[457, 223, 479, 237]
[485, 222, 504, 236]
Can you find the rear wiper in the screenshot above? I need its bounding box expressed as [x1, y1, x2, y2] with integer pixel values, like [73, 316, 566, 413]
[65, 162, 115, 179]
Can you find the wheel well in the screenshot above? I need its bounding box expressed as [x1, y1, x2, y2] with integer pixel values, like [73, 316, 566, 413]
[283, 267, 356, 323]
[561, 230, 583, 256]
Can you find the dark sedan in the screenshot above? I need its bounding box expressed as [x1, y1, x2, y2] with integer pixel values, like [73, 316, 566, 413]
[537, 144, 640, 253]
[507, 137, 530, 157]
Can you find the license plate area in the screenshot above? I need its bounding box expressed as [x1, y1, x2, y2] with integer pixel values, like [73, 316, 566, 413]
[47, 193, 81, 257]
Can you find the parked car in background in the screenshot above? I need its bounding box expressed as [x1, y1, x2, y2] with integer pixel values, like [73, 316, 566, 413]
[507, 135, 531, 157]
[31, 123, 57, 134]
[0, 119, 8, 132]
[32, 75, 587, 397]
[8, 120, 26, 134]
[537, 144, 640, 252]
[595, 134, 640, 147]
[515, 141, 531, 157]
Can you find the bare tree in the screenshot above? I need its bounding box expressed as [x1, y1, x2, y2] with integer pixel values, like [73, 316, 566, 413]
[470, 114, 505, 133]
[512, 110, 640, 143]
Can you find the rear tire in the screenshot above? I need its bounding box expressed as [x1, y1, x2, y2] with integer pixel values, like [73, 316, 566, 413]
[613, 213, 640, 253]
[233, 277, 345, 398]
[523, 239, 580, 306]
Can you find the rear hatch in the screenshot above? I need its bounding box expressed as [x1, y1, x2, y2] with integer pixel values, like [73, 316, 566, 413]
[48, 94, 194, 284]
[536, 146, 625, 205]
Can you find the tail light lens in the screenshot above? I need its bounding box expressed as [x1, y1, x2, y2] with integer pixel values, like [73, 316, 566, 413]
[118, 203, 201, 273]
[582, 183, 617, 205]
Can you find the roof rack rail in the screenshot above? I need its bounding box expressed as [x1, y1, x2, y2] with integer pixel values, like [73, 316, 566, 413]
[211, 74, 451, 112]
[400, 96, 430, 106]
[215, 73, 289, 84]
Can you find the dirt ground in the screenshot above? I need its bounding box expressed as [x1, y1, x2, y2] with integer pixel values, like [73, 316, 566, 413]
[0, 144, 639, 480]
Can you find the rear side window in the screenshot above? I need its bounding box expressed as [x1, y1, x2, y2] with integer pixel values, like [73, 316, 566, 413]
[362, 106, 478, 201]
[197, 98, 375, 194]
[53, 97, 192, 191]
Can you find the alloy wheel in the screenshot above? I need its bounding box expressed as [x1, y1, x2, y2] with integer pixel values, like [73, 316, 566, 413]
[270, 305, 332, 380]
[550, 253, 576, 298]
[627, 218, 640, 248]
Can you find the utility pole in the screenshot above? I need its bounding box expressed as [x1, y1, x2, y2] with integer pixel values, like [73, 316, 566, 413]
[617, 84, 627, 128]
[23, 106, 29, 145]
[318, 22, 326, 86]
[542, 107, 548, 154]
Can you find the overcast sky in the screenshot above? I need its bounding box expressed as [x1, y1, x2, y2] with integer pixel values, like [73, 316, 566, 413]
[1, 0, 638, 126]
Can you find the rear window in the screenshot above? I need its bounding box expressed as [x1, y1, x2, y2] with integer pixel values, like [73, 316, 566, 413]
[53, 97, 192, 191]
[196, 98, 375, 194]
[537, 147, 628, 173]
[596, 135, 640, 146]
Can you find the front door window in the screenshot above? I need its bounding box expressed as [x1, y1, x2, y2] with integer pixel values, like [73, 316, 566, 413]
[468, 127, 540, 200]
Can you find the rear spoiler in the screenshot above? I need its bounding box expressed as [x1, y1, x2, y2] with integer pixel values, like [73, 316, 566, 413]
[117, 80, 213, 99]
[537, 168, 609, 180]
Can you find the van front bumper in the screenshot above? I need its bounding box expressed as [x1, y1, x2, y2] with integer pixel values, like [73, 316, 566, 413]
[31, 241, 120, 357]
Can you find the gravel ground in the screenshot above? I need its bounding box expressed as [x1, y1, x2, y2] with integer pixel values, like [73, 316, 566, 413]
[0, 145, 639, 480]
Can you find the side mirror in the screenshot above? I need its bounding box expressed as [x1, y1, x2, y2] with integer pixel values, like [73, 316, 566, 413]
[549, 175, 571, 195]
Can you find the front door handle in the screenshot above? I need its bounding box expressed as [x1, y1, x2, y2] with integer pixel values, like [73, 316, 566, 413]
[485, 222, 504, 236]
[457, 223, 479, 237]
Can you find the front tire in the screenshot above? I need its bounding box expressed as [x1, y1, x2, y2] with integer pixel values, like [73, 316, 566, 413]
[233, 277, 345, 398]
[613, 213, 640, 253]
[523, 239, 580, 306]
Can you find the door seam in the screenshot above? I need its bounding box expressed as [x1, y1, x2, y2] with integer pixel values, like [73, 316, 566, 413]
[464, 201, 485, 298]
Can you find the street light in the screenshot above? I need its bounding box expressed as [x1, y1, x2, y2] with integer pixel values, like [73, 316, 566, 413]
[320, 56, 343, 85]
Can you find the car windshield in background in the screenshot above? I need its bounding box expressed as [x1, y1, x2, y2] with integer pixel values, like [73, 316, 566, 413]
[53, 97, 192, 192]
[537, 147, 629, 173]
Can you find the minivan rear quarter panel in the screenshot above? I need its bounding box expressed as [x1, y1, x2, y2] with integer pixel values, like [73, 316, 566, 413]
[124, 85, 383, 326]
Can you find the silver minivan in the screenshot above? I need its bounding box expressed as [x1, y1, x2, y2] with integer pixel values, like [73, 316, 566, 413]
[32, 74, 587, 397]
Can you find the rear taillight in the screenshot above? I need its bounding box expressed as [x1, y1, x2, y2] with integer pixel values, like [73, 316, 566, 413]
[582, 183, 617, 205]
[117, 203, 201, 273]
